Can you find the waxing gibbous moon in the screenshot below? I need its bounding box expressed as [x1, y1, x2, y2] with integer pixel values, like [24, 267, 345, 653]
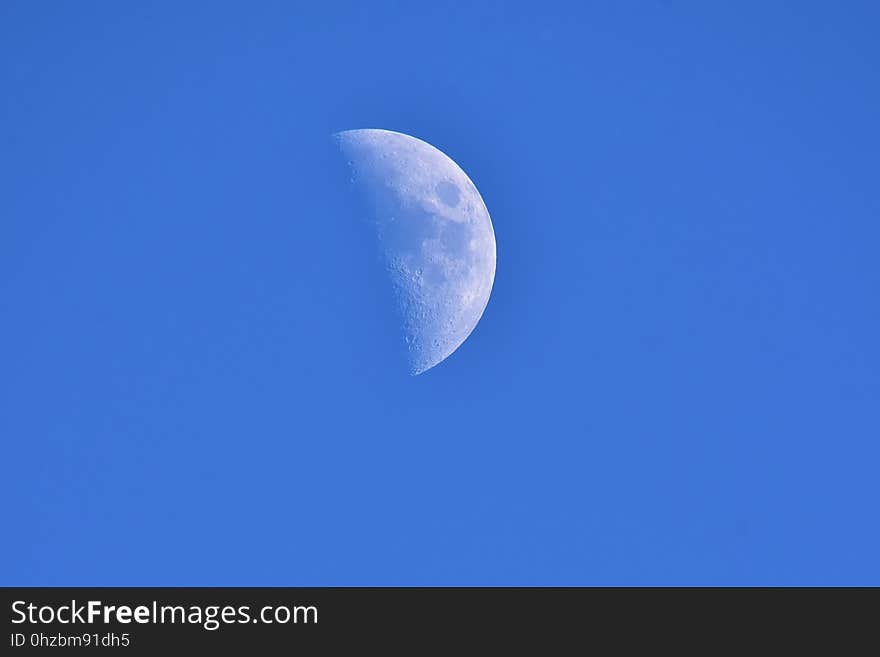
[334, 129, 496, 375]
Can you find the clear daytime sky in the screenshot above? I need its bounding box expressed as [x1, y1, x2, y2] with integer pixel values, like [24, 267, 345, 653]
[2, 2, 878, 585]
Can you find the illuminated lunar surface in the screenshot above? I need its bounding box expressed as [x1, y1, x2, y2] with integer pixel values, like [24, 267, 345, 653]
[334, 129, 496, 375]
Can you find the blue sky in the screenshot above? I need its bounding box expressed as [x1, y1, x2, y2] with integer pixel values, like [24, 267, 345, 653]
[2, 2, 878, 585]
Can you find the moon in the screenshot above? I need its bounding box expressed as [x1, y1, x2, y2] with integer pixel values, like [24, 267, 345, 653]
[334, 129, 497, 375]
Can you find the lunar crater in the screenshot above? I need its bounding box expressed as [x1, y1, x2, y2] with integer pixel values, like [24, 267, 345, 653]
[436, 180, 461, 207]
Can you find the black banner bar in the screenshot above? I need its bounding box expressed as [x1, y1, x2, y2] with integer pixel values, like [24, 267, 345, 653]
[2, 587, 875, 652]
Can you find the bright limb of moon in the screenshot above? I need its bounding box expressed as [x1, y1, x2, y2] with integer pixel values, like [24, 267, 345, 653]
[334, 129, 497, 375]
